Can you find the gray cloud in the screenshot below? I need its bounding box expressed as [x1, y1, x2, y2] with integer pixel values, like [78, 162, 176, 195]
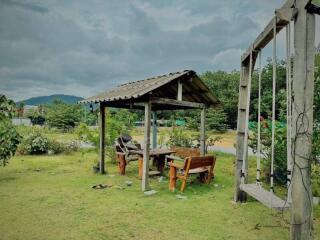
[1, 0, 49, 14]
[1, 0, 318, 101]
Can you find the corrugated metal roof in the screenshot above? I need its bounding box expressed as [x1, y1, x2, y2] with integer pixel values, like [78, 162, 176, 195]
[79, 70, 219, 107]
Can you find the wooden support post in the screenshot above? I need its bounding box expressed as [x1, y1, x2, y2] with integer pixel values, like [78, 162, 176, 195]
[270, 18, 277, 193]
[116, 153, 126, 175]
[152, 111, 157, 149]
[286, 22, 293, 204]
[234, 56, 256, 202]
[200, 108, 206, 156]
[290, 3, 315, 239]
[138, 155, 143, 179]
[169, 165, 177, 192]
[99, 103, 106, 174]
[177, 80, 183, 101]
[142, 102, 151, 191]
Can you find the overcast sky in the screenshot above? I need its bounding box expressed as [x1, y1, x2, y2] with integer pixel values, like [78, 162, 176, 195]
[1, 0, 319, 101]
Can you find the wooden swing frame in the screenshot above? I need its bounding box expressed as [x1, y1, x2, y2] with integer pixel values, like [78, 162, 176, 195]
[234, 0, 319, 239]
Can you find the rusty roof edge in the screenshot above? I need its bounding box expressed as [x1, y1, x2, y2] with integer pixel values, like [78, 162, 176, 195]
[78, 70, 192, 104]
[117, 70, 191, 87]
[131, 70, 193, 100]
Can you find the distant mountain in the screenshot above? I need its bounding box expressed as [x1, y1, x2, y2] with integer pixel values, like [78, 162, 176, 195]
[17, 94, 84, 106]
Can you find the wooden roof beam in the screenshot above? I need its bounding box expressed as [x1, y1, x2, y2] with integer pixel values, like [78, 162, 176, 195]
[241, 0, 311, 63]
[104, 102, 145, 110]
[150, 97, 205, 109]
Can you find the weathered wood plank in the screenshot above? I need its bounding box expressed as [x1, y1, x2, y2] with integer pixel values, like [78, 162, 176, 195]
[275, 8, 298, 22]
[240, 184, 290, 210]
[177, 80, 183, 101]
[150, 97, 205, 109]
[104, 102, 145, 110]
[234, 62, 251, 202]
[241, 0, 310, 63]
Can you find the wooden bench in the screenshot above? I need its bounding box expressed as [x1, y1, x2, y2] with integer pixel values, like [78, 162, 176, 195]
[169, 156, 216, 192]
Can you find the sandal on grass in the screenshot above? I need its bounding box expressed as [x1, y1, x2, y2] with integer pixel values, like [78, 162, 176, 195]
[91, 184, 111, 189]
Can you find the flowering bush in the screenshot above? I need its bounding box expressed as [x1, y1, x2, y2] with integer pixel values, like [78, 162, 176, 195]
[47, 140, 79, 155]
[18, 131, 49, 155]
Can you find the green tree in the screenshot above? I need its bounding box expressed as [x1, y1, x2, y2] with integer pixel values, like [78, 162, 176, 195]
[0, 95, 15, 120]
[250, 59, 287, 122]
[26, 108, 45, 125]
[314, 53, 320, 123]
[0, 95, 21, 166]
[206, 108, 228, 132]
[185, 108, 228, 132]
[111, 109, 138, 129]
[313, 53, 320, 161]
[201, 70, 239, 129]
[45, 100, 83, 131]
[16, 102, 25, 118]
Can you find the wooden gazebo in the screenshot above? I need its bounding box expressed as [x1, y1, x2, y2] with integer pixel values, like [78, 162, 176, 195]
[80, 70, 220, 191]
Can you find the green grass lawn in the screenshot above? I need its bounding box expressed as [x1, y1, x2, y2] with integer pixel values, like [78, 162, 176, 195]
[0, 151, 319, 240]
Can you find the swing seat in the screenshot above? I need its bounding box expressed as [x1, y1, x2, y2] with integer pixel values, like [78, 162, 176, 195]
[240, 183, 290, 211]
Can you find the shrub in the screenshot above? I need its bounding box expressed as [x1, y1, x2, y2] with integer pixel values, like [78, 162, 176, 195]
[64, 141, 79, 153]
[47, 140, 64, 154]
[0, 120, 21, 166]
[168, 127, 195, 148]
[0, 95, 21, 166]
[248, 120, 287, 184]
[18, 131, 49, 155]
[312, 164, 320, 197]
[313, 121, 320, 163]
[0, 95, 15, 120]
[47, 140, 79, 154]
[205, 136, 222, 152]
[75, 123, 99, 147]
[75, 115, 129, 163]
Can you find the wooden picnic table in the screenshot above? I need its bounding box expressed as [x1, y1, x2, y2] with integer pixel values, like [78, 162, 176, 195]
[130, 149, 175, 178]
